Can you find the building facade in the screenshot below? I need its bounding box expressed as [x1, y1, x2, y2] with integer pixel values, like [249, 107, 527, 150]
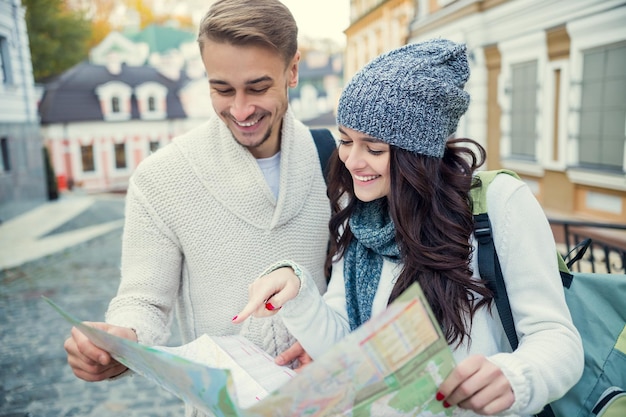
[39, 25, 208, 194]
[39, 61, 195, 193]
[345, 0, 626, 223]
[344, 0, 416, 80]
[0, 0, 47, 220]
[40, 24, 346, 194]
[290, 47, 344, 124]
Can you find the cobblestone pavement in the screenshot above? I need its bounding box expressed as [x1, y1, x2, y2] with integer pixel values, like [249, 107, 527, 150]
[0, 196, 185, 417]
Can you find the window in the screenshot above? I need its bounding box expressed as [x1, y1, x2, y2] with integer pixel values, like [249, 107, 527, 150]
[96, 81, 132, 121]
[510, 60, 538, 160]
[135, 83, 167, 120]
[578, 42, 626, 170]
[81, 145, 95, 172]
[1, 137, 10, 171]
[111, 96, 120, 113]
[114, 143, 127, 169]
[149, 141, 160, 154]
[0, 36, 12, 84]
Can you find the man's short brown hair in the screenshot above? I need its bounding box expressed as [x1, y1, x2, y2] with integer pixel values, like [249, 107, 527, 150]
[197, 0, 298, 66]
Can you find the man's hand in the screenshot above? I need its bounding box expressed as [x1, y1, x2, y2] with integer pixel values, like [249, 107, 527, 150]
[64, 322, 137, 381]
[275, 341, 313, 371]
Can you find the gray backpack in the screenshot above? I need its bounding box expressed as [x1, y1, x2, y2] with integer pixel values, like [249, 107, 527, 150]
[471, 169, 626, 417]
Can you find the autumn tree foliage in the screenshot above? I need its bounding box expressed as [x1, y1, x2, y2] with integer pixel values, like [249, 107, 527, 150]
[23, 0, 92, 82]
[81, 0, 196, 46]
[121, 0, 195, 31]
[24, 0, 196, 82]
[83, 0, 117, 48]
[87, 0, 194, 41]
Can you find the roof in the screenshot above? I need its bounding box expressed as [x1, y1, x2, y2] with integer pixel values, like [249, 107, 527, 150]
[125, 24, 196, 55]
[39, 61, 187, 124]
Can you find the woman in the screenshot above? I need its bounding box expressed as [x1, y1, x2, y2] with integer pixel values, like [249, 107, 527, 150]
[234, 39, 583, 416]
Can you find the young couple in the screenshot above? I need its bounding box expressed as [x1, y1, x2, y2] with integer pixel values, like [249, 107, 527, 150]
[65, 1, 582, 416]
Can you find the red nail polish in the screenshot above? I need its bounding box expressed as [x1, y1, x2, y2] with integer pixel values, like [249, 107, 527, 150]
[232, 315, 238, 321]
[265, 302, 276, 311]
[436, 391, 444, 401]
[443, 401, 450, 409]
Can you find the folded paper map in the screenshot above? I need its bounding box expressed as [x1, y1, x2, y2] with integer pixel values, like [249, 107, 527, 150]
[46, 282, 456, 416]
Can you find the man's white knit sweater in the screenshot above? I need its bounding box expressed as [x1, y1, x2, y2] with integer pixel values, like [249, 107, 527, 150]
[105, 110, 330, 361]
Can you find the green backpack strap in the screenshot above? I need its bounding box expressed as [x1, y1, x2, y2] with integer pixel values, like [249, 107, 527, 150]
[470, 169, 572, 282]
[470, 169, 522, 352]
[471, 169, 567, 417]
[470, 169, 520, 216]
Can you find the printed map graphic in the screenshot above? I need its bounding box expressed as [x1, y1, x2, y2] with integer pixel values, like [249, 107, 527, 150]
[46, 283, 456, 417]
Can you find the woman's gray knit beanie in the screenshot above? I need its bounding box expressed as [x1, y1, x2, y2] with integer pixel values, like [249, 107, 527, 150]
[336, 39, 470, 158]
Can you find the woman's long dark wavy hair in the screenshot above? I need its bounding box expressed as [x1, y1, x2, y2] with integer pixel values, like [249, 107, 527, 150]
[325, 137, 493, 347]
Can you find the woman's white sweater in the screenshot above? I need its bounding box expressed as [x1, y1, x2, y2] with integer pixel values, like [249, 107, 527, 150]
[280, 173, 583, 417]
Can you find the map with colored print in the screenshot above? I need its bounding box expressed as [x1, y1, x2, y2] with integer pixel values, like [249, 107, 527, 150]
[46, 282, 456, 417]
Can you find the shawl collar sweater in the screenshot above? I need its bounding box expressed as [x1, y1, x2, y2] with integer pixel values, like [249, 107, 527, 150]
[106, 109, 330, 365]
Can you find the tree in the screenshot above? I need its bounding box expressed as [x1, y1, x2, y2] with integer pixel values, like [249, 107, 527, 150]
[121, 0, 195, 31]
[23, 0, 92, 82]
[72, 0, 118, 48]
[73, 0, 196, 48]
[124, 0, 155, 29]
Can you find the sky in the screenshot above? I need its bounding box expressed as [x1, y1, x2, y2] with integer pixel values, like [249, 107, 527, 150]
[279, 0, 350, 45]
[173, 0, 350, 45]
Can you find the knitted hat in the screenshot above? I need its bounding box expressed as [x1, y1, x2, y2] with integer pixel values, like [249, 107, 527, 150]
[337, 39, 470, 158]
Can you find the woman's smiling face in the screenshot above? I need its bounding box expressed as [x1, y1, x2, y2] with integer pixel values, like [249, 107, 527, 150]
[337, 126, 391, 202]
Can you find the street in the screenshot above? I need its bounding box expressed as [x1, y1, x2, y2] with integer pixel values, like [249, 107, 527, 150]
[0, 195, 185, 417]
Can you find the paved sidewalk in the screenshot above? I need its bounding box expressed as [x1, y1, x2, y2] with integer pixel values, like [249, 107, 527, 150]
[0, 194, 125, 270]
[0, 193, 185, 417]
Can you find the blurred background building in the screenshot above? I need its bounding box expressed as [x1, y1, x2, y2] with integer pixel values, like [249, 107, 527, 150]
[0, 0, 47, 220]
[345, 0, 626, 224]
[1, 0, 624, 230]
[39, 25, 200, 193]
[37, 8, 343, 194]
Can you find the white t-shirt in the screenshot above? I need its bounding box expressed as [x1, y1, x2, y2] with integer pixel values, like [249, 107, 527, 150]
[257, 151, 281, 199]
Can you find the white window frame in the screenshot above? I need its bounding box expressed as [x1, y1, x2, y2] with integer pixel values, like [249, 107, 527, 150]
[96, 81, 132, 121]
[1, 136, 10, 172]
[74, 137, 100, 179]
[567, 6, 626, 192]
[135, 82, 167, 120]
[540, 58, 570, 171]
[113, 141, 127, 170]
[79, 143, 96, 173]
[498, 31, 547, 177]
[0, 34, 13, 86]
[509, 59, 539, 160]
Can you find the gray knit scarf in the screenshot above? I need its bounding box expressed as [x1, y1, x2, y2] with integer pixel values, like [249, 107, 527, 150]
[344, 199, 401, 330]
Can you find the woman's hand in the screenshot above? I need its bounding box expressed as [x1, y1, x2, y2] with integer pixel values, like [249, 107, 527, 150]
[232, 266, 301, 324]
[436, 354, 514, 415]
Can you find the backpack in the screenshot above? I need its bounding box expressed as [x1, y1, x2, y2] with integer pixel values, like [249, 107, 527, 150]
[310, 128, 337, 184]
[470, 169, 626, 417]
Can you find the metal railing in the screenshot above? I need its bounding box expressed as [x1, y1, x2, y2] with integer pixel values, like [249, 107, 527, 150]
[549, 219, 626, 274]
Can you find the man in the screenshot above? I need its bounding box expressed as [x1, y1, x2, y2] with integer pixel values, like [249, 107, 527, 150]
[64, 0, 330, 413]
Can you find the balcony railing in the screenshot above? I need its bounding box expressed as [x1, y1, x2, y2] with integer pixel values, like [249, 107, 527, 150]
[549, 219, 626, 274]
